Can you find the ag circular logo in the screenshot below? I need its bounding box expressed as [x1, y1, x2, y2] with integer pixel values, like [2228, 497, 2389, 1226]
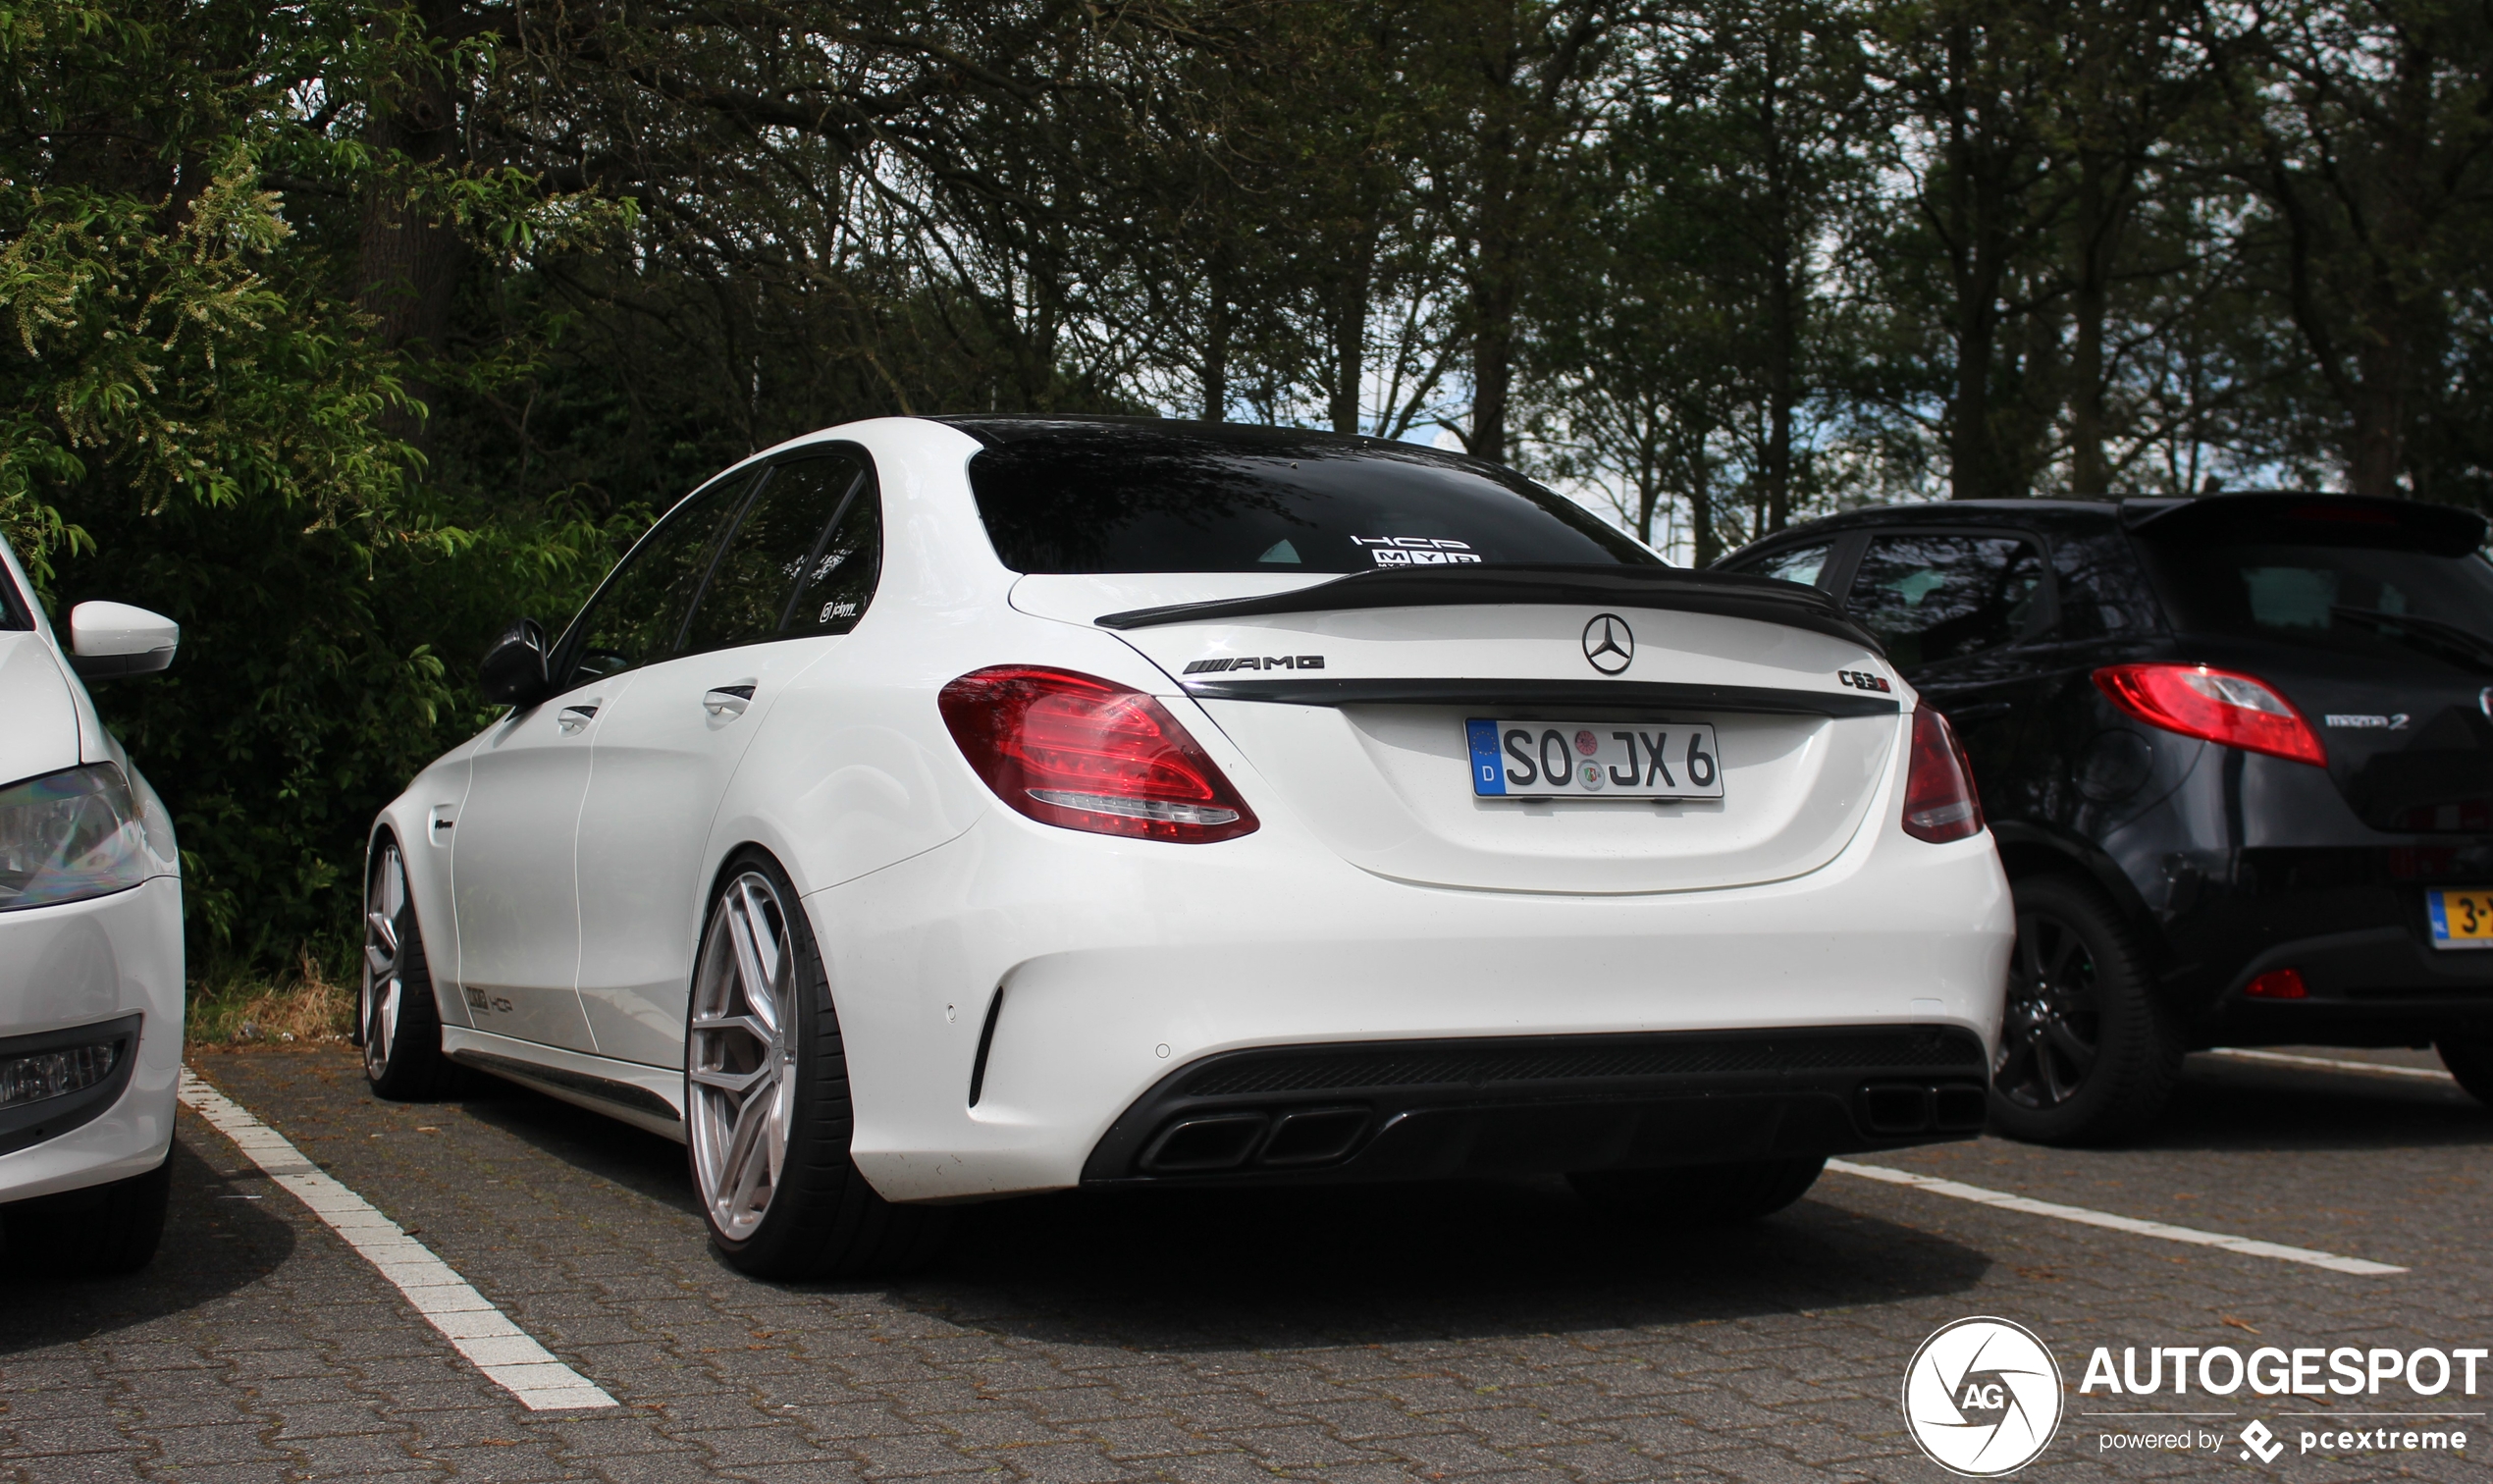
[1901, 1317, 2064, 1476]
[1581, 612, 1633, 674]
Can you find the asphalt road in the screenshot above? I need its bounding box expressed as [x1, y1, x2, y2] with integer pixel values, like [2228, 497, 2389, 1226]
[3, 1044, 2486, 1483]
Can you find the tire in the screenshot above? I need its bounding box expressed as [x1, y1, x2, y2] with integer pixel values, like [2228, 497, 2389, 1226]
[1989, 874, 2181, 1144]
[2435, 1038, 2493, 1105]
[1568, 1156, 1826, 1224]
[4, 1154, 172, 1276]
[685, 850, 951, 1279]
[360, 835, 456, 1100]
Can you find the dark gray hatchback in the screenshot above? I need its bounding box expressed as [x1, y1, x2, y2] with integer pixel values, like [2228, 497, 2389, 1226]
[1722, 493, 2493, 1142]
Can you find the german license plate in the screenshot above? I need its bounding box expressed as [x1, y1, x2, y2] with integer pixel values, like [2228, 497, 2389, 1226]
[1466, 719, 1724, 800]
[2427, 888, 2493, 949]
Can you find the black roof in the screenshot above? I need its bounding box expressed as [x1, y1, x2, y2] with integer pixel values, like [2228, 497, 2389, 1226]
[934, 414, 1441, 461]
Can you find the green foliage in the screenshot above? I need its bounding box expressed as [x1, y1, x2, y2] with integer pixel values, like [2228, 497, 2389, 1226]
[6, 0, 2492, 980]
[0, 0, 620, 974]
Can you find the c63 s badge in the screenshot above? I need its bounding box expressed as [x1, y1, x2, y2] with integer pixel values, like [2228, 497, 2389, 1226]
[1837, 669, 1892, 693]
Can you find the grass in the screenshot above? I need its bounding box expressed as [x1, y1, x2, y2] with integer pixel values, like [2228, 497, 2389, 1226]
[186, 949, 356, 1051]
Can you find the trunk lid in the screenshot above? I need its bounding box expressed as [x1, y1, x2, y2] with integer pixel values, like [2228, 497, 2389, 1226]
[1023, 566, 1904, 893]
[2128, 496, 2493, 832]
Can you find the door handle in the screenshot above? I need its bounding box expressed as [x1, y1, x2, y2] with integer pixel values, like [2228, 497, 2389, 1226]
[703, 685, 756, 718]
[557, 702, 600, 734]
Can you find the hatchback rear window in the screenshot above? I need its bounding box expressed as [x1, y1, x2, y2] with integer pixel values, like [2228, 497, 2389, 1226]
[958, 423, 1657, 574]
[2139, 541, 2493, 664]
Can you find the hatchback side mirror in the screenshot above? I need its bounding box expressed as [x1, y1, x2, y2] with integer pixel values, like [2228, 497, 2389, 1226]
[68, 601, 180, 679]
[479, 618, 553, 707]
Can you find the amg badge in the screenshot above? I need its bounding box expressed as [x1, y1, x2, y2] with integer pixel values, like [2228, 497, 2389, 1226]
[1836, 669, 1892, 693]
[1183, 656, 1325, 674]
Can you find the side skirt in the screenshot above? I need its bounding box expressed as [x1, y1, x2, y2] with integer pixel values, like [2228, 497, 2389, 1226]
[441, 1026, 686, 1143]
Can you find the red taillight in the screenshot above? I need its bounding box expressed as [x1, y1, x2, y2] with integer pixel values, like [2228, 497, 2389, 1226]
[1902, 707, 1985, 843]
[937, 666, 1259, 843]
[2245, 968, 2308, 999]
[2092, 663, 2326, 767]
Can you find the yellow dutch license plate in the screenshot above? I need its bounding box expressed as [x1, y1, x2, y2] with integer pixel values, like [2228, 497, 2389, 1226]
[2427, 888, 2493, 948]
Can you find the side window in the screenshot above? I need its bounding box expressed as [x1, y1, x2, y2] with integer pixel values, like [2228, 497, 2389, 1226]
[559, 471, 756, 689]
[2050, 530, 2161, 640]
[783, 465, 880, 638]
[1750, 541, 1835, 589]
[1845, 533, 2047, 668]
[678, 453, 868, 655]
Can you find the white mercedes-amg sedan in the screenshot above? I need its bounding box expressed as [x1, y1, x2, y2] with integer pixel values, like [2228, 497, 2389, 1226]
[363, 417, 2012, 1277]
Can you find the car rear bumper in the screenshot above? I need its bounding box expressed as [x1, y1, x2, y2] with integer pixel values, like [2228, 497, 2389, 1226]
[1080, 1025, 1990, 1188]
[0, 874, 185, 1204]
[2197, 924, 2493, 1046]
[807, 793, 2012, 1203]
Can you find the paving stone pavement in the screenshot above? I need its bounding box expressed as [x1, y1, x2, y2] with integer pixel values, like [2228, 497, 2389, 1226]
[2, 1046, 2486, 1483]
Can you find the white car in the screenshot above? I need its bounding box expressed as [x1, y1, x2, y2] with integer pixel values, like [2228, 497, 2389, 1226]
[0, 536, 184, 1273]
[365, 417, 2013, 1277]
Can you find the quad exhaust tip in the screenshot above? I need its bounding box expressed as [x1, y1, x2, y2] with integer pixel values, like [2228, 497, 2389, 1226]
[1859, 1081, 1989, 1136]
[1139, 1106, 1371, 1174]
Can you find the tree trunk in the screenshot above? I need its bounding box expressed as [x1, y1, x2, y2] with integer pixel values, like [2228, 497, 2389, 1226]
[1469, 149, 1519, 464]
[355, 0, 469, 451]
[1328, 225, 1378, 435]
[2348, 339, 2410, 498]
[2069, 162, 2111, 500]
[1939, 20, 2005, 501]
[1759, 23, 1795, 533]
[1201, 265, 1231, 423]
[1689, 449, 1719, 567]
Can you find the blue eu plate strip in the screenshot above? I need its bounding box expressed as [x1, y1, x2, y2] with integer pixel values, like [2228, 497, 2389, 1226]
[1466, 719, 1506, 796]
[2429, 892, 2452, 942]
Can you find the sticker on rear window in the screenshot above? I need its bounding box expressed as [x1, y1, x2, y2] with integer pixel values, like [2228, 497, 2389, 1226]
[1353, 536, 1482, 567]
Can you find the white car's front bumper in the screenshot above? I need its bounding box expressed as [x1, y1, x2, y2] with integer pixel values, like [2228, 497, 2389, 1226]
[811, 798, 2012, 1203]
[0, 874, 184, 1204]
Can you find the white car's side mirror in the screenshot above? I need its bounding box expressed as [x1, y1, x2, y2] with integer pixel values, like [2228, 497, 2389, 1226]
[68, 601, 180, 679]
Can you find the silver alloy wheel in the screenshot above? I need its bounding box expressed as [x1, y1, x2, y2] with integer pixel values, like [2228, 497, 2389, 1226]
[688, 871, 802, 1244]
[361, 843, 405, 1080]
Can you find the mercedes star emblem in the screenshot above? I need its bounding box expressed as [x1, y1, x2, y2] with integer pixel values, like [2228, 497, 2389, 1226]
[1582, 613, 1633, 675]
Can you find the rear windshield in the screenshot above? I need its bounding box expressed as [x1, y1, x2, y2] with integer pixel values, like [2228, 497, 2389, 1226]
[2138, 539, 2493, 666]
[964, 427, 1657, 574]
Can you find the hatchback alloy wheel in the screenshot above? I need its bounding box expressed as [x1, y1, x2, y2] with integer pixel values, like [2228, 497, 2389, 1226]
[1987, 874, 2178, 1145]
[1995, 907, 2102, 1110]
[688, 871, 803, 1244]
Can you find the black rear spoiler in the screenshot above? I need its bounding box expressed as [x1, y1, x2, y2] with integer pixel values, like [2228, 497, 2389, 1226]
[2123, 494, 2488, 556]
[1094, 563, 1883, 651]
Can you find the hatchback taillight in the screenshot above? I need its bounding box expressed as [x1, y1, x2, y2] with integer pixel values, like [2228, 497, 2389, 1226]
[2092, 662, 2326, 767]
[1902, 708, 1984, 843]
[938, 666, 1260, 843]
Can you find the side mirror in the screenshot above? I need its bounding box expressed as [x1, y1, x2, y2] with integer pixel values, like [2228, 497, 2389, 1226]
[479, 618, 553, 707]
[68, 601, 180, 679]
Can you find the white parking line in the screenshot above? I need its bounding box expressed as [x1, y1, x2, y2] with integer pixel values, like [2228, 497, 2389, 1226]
[179, 1068, 616, 1410]
[1826, 1159, 2408, 1276]
[2206, 1047, 2458, 1082]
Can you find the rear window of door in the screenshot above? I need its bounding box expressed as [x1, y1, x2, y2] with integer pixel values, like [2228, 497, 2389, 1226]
[679, 451, 875, 654]
[1845, 532, 2048, 667]
[558, 469, 757, 689]
[965, 426, 1655, 573]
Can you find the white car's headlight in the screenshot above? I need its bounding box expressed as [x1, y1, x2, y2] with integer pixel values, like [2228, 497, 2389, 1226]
[0, 766, 166, 911]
